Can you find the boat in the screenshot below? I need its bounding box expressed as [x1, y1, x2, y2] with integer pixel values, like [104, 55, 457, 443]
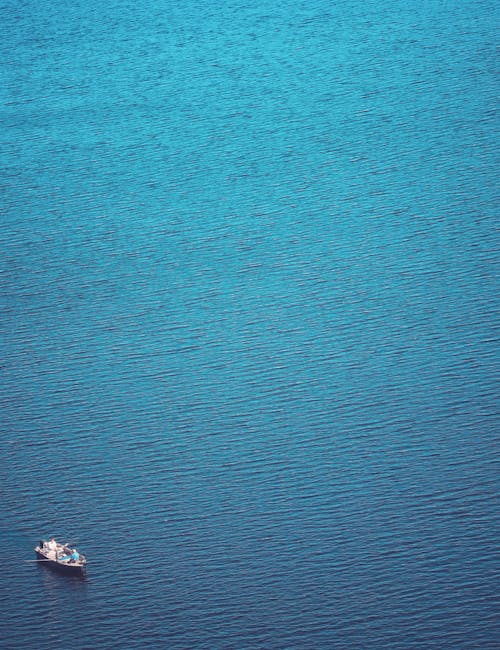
[34, 538, 87, 575]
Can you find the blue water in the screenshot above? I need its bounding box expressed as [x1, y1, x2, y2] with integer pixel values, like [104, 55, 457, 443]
[1, 1, 498, 648]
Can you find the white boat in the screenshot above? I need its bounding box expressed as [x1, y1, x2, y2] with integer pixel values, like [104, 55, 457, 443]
[34, 538, 87, 575]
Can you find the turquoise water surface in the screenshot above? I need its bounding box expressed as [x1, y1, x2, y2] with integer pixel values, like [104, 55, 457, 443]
[1, 1, 498, 648]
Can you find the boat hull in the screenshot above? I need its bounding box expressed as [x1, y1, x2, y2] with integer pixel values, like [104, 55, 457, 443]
[35, 548, 86, 576]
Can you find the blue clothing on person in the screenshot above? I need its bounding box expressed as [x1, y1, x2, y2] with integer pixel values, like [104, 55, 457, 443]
[60, 551, 79, 562]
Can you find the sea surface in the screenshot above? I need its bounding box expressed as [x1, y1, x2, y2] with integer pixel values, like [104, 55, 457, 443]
[1, 1, 498, 648]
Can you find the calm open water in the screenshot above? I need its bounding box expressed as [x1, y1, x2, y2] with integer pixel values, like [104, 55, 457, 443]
[1, 1, 498, 648]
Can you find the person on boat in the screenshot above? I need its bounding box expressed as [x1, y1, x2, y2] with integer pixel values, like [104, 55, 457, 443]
[46, 538, 58, 559]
